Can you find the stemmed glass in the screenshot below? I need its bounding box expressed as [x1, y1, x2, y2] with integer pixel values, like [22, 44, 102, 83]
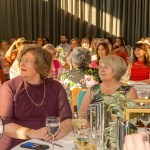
[72, 112, 87, 149]
[74, 128, 90, 150]
[46, 116, 60, 150]
[140, 114, 150, 132]
[0, 118, 4, 139]
[72, 112, 87, 132]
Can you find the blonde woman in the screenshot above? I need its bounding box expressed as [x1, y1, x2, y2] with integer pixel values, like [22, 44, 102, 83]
[80, 55, 138, 113]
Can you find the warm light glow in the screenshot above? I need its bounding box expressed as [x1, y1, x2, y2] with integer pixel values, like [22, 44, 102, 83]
[68, 1, 72, 14]
[60, 1, 121, 37]
[91, 6, 96, 26]
[112, 15, 121, 36]
[84, 2, 89, 23]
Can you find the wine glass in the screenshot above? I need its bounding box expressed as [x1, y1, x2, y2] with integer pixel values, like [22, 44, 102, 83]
[74, 128, 91, 150]
[72, 112, 87, 132]
[0, 118, 4, 139]
[72, 112, 87, 149]
[46, 116, 60, 150]
[140, 114, 150, 132]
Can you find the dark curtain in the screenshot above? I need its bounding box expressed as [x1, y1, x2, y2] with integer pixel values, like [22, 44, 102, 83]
[0, 0, 149, 46]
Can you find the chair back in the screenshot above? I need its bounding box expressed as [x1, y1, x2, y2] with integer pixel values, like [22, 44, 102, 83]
[72, 87, 83, 112]
[77, 89, 86, 111]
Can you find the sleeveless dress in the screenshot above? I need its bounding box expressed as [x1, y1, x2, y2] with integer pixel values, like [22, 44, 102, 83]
[90, 84, 132, 103]
[131, 60, 150, 81]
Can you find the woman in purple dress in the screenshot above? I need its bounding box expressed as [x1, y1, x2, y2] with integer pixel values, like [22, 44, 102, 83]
[0, 44, 72, 149]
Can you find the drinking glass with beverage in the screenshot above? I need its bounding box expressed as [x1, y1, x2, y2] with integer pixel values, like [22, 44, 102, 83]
[140, 114, 150, 132]
[0, 118, 4, 139]
[46, 116, 60, 150]
[72, 112, 87, 149]
[72, 112, 87, 131]
[74, 128, 90, 150]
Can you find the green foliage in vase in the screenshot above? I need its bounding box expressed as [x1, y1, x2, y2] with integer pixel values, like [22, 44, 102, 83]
[103, 91, 150, 149]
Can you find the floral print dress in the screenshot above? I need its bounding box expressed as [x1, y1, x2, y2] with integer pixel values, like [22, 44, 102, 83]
[60, 67, 101, 101]
[90, 84, 132, 103]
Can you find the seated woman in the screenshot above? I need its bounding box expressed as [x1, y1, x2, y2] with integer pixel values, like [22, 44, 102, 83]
[125, 42, 150, 83]
[60, 47, 101, 111]
[43, 44, 61, 78]
[0, 44, 72, 149]
[66, 38, 81, 69]
[81, 37, 90, 50]
[89, 41, 110, 69]
[0, 40, 10, 78]
[5, 37, 25, 65]
[80, 55, 138, 113]
[112, 37, 128, 64]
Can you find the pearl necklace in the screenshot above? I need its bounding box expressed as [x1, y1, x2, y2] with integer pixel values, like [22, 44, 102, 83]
[24, 80, 46, 107]
[101, 82, 120, 90]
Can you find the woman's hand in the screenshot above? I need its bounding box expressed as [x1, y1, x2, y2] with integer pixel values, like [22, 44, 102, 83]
[123, 132, 150, 150]
[28, 127, 52, 142]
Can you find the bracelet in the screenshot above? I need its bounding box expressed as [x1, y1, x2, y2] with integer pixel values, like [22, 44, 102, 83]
[26, 128, 32, 139]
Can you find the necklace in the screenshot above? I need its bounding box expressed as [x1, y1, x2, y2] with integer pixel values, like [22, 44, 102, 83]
[24, 80, 46, 107]
[101, 82, 120, 90]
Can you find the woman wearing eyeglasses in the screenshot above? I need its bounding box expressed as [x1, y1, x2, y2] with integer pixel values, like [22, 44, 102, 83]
[0, 44, 72, 149]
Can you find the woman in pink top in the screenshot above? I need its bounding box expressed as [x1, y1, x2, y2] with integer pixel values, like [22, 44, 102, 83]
[43, 44, 61, 78]
[89, 41, 110, 68]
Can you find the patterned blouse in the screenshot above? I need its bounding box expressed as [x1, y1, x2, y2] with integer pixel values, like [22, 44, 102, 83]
[60, 67, 101, 101]
[90, 84, 132, 103]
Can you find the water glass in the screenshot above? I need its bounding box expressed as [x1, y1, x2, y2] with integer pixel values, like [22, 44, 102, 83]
[46, 116, 60, 150]
[0, 118, 3, 139]
[140, 114, 150, 132]
[93, 129, 106, 150]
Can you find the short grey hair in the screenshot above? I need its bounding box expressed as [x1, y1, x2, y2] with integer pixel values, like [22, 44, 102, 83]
[43, 44, 55, 50]
[70, 47, 91, 67]
[99, 55, 127, 81]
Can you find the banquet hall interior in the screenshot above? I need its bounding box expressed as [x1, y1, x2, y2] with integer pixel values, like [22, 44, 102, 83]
[0, 0, 150, 150]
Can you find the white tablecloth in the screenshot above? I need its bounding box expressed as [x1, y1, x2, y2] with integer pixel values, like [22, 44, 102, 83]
[128, 81, 150, 91]
[11, 132, 74, 150]
[10, 128, 150, 150]
[128, 81, 150, 99]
